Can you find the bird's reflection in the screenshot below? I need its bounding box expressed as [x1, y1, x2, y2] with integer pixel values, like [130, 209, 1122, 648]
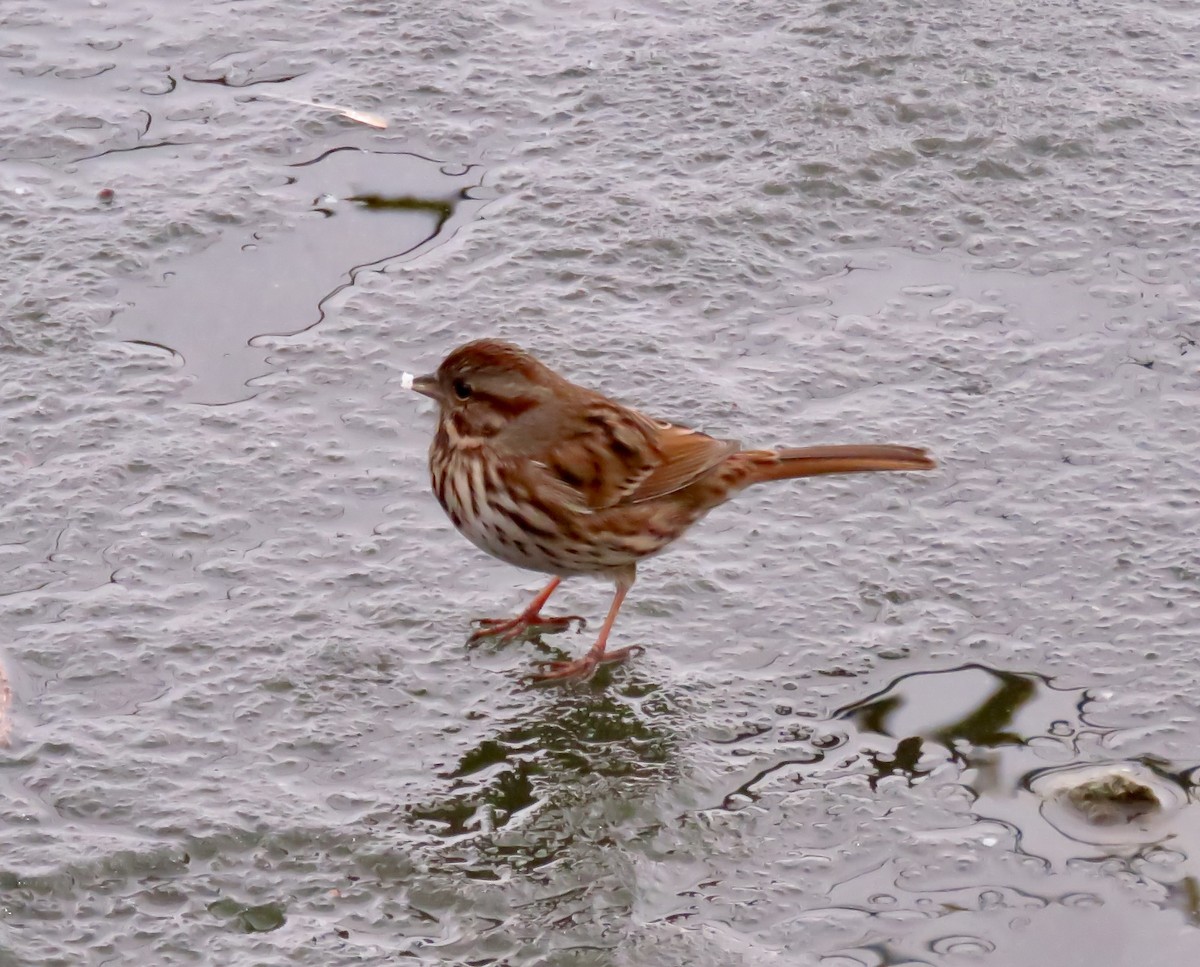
[406, 667, 681, 875]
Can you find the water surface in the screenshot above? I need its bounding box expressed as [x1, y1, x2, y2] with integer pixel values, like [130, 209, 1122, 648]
[2, 0, 1198, 963]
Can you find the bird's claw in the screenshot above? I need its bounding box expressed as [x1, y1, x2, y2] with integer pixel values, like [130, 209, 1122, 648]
[527, 645, 644, 683]
[468, 613, 586, 645]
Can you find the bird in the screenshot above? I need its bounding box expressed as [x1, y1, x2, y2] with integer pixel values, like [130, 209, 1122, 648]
[410, 339, 934, 682]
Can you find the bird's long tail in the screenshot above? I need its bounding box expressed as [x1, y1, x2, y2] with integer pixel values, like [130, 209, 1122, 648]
[732, 444, 935, 487]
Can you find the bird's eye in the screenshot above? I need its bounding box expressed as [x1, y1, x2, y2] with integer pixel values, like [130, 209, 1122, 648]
[452, 378, 473, 400]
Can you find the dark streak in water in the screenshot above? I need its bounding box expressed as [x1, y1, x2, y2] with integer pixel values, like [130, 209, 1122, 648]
[123, 339, 186, 365]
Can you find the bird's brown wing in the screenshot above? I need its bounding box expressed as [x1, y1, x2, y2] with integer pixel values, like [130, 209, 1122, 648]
[531, 399, 738, 511]
[622, 419, 740, 505]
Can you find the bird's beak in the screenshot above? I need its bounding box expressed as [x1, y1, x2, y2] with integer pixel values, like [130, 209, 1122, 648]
[410, 373, 442, 401]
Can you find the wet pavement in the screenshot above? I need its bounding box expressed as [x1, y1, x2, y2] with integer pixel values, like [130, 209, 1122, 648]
[2, 0, 1199, 963]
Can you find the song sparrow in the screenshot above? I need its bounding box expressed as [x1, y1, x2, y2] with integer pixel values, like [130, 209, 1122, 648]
[411, 340, 934, 681]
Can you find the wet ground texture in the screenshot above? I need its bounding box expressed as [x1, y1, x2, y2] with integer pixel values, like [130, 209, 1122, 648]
[2, 0, 1199, 963]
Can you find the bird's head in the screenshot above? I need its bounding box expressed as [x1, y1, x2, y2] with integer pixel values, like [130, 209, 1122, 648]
[411, 340, 559, 440]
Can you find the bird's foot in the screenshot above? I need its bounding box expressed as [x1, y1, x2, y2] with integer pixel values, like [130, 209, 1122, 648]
[528, 645, 644, 683]
[469, 612, 586, 645]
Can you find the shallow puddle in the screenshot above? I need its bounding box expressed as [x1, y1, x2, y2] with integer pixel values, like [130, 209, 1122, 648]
[111, 147, 488, 402]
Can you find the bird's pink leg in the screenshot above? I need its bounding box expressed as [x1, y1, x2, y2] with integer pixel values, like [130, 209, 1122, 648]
[530, 582, 643, 682]
[469, 577, 585, 644]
